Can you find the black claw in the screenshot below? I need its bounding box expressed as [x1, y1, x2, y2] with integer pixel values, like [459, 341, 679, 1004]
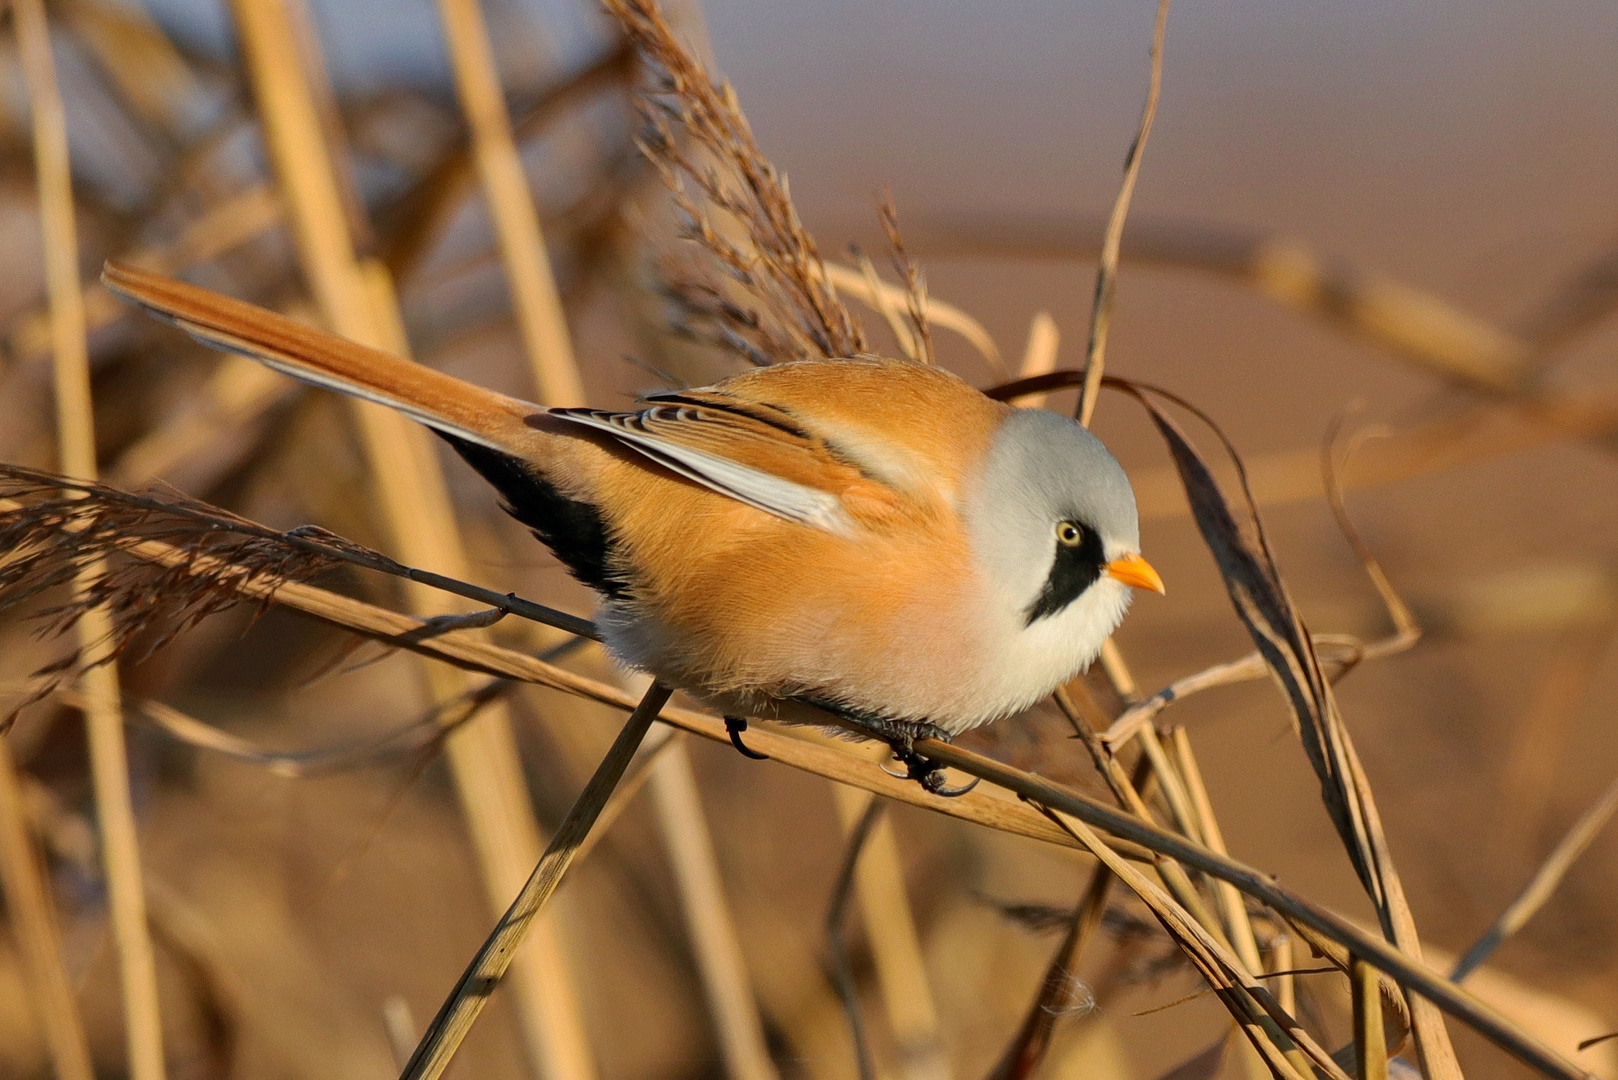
[725, 716, 770, 760]
[922, 772, 980, 798]
[886, 743, 974, 797]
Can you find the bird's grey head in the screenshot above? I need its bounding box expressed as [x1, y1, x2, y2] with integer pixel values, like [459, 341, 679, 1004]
[964, 408, 1142, 625]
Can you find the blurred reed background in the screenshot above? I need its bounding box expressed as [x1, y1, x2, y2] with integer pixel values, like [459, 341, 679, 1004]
[0, 2, 1615, 1080]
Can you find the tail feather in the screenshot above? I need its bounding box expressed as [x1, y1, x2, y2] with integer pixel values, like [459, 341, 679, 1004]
[101, 261, 549, 461]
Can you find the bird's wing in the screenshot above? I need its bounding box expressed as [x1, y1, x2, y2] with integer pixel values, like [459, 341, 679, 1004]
[551, 391, 898, 535]
[100, 261, 552, 462]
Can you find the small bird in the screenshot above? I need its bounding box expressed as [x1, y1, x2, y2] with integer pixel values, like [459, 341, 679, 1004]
[103, 262, 1162, 787]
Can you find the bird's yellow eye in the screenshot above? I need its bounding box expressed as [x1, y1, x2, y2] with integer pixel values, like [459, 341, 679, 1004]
[1056, 521, 1084, 547]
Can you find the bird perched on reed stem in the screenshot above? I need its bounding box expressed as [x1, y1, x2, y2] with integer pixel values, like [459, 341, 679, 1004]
[103, 261, 1162, 791]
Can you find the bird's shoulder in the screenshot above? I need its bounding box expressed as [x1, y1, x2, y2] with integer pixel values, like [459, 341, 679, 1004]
[703, 356, 1010, 500]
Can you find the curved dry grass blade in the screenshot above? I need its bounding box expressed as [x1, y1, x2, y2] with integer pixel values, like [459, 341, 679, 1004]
[823, 260, 1001, 371]
[1115, 383, 1461, 1080]
[1452, 774, 1618, 983]
[13, 1, 167, 1074]
[1077, 0, 1170, 427]
[400, 680, 674, 1080]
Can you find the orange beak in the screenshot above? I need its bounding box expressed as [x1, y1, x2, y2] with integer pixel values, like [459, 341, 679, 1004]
[1105, 553, 1166, 595]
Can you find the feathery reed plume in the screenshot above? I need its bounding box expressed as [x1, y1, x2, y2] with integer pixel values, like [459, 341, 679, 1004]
[0, 469, 347, 724]
[602, 0, 868, 366]
[878, 192, 935, 366]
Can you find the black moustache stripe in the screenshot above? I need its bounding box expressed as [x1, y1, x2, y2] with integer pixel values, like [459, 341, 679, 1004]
[1025, 522, 1105, 625]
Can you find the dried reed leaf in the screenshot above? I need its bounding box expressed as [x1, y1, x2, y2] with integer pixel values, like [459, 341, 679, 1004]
[1111, 381, 1462, 1079]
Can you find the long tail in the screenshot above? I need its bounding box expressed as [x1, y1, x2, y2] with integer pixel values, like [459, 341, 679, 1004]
[101, 261, 551, 462]
[102, 261, 623, 593]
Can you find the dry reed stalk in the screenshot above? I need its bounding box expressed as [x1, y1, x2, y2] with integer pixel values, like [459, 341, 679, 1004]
[0, 736, 94, 1080]
[919, 736, 1587, 1080]
[651, 742, 780, 1080]
[58, 0, 208, 140]
[921, 217, 1533, 395]
[434, 0, 586, 407]
[832, 784, 951, 1080]
[12, 2, 167, 1077]
[382, 40, 634, 281]
[822, 261, 1001, 371]
[1352, 956, 1390, 1080]
[1452, 773, 1618, 983]
[1077, 0, 1170, 426]
[401, 681, 675, 1080]
[224, 4, 595, 1077]
[1015, 311, 1060, 409]
[1049, 808, 1346, 1080]
[1170, 727, 1263, 973]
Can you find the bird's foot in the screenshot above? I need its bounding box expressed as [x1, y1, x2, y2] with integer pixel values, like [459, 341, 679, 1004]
[872, 720, 978, 798]
[724, 716, 770, 760]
